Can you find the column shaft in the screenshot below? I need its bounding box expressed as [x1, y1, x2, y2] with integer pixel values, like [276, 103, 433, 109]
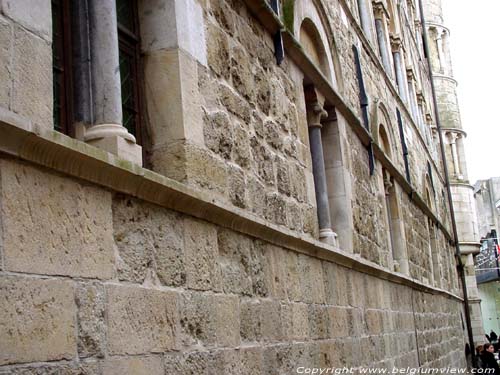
[309, 124, 336, 244]
[83, 0, 142, 164]
[375, 18, 392, 74]
[357, 0, 373, 41]
[88, 0, 122, 126]
[393, 51, 408, 102]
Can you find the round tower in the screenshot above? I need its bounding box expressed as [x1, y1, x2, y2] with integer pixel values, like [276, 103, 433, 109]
[423, 0, 484, 345]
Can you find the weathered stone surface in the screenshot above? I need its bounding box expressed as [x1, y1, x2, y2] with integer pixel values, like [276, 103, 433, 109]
[206, 22, 230, 79]
[218, 229, 253, 295]
[180, 291, 217, 346]
[106, 284, 178, 355]
[75, 283, 105, 358]
[1, 0, 51, 41]
[215, 294, 240, 347]
[113, 197, 185, 286]
[1, 160, 114, 279]
[0, 276, 76, 365]
[0, 362, 100, 375]
[240, 299, 261, 342]
[204, 110, 233, 160]
[0, 16, 11, 108]
[101, 356, 164, 375]
[184, 217, 221, 291]
[228, 164, 247, 208]
[11, 26, 51, 129]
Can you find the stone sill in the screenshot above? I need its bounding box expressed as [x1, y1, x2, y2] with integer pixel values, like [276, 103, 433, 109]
[0, 107, 462, 302]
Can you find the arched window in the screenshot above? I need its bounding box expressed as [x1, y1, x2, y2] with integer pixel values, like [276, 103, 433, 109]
[294, 9, 353, 250]
[373, 103, 409, 274]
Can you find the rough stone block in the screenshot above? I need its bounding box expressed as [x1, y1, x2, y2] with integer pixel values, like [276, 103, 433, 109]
[289, 303, 309, 340]
[0, 362, 100, 374]
[75, 283, 105, 358]
[265, 245, 288, 300]
[308, 304, 329, 339]
[240, 299, 261, 342]
[228, 164, 247, 208]
[1, 160, 115, 279]
[249, 240, 273, 297]
[298, 254, 325, 304]
[184, 217, 221, 291]
[0, 276, 76, 365]
[0, 16, 11, 108]
[180, 291, 216, 346]
[101, 356, 164, 375]
[327, 307, 350, 338]
[206, 21, 230, 79]
[107, 284, 178, 355]
[11, 26, 51, 129]
[260, 300, 283, 342]
[113, 197, 185, 286]
[218, 228, 253, 295]
[216, 294, 240, 347]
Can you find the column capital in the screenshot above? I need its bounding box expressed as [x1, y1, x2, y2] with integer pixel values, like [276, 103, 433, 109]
[372, 0, 389, 20]
[406, 66, 415, 81]
[390, 34, 403, 52]
[426, 112, 434, 125]
[416, 90, 426, 105]
[307, 101, 328, 128]
[304, 86, 327, 128]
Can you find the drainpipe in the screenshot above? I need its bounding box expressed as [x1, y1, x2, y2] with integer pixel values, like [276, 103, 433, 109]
[418, 0, 476, 367]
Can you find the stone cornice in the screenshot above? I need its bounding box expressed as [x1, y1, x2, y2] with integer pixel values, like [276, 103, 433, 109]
[0, 106, 463, 302]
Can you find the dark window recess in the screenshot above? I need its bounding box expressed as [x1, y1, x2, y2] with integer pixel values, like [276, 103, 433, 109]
[427, 161, 435, 196]
[52, 0, 73, 134]
[117, 0, 142, 143]
[397, 109, 411, 184]
[353, 44, 375, 176]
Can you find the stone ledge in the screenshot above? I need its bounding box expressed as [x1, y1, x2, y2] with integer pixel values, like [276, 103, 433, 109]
[0, 108, 462, 302]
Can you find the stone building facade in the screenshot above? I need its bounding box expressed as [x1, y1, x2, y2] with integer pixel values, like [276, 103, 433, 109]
[422, 0, 485, 344]
[0, 0, 471, 373]
[474, 177, 500, 334]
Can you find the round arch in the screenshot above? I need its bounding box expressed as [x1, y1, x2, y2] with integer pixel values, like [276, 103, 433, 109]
[371, 100, 395, 159]
[292, 0, 343, 91]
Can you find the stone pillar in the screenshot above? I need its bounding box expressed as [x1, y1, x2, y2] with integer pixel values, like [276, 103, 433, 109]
[406, 68, 419, 122]
[83, 0, 142, 164]
[373, 3, 392, 76]
[391, 36, 408, 103]
[435, 28, 446, 74]
[448, 132, 462, 180]
[357, 0, 374, 42]
[305, 88, 336, 245]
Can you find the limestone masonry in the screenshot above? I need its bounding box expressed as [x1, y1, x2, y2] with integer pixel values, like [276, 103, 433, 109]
[0, 0, 481, 373]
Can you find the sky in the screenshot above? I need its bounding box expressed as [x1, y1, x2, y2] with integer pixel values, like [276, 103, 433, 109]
[441, 0, 500, 183]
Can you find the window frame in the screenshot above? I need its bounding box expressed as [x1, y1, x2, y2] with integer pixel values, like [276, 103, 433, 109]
[117, 0, 144, 145]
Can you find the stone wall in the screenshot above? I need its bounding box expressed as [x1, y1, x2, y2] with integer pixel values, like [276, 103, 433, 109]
[0, 0, 471, 371]
[0, 159, 466, 373]
[0, 0, 52, 130]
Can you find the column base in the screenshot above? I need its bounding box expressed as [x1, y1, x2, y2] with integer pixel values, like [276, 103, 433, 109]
[319, 228, 337, 246]
[87, 136, 142, 165]
[77, 123, 143, 165]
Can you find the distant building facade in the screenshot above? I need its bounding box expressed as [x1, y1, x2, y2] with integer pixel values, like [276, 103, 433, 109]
[0, 0, 479, 372]
[474, 178, 500, 335]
